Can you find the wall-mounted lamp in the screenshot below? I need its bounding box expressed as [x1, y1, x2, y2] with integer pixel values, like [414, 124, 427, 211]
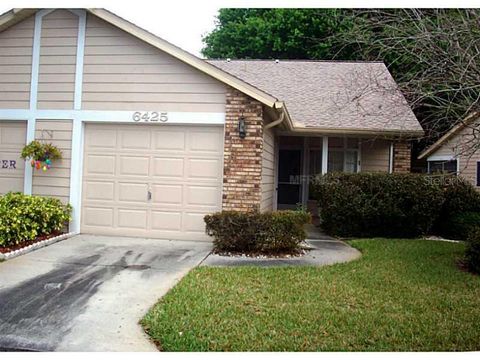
[238, 115, 246, 139]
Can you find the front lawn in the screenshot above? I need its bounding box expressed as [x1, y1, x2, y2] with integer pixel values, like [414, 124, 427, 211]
[141, 239, 480, 351]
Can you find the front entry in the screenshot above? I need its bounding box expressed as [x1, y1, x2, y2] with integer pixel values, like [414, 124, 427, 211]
[277, 149, 302, 209]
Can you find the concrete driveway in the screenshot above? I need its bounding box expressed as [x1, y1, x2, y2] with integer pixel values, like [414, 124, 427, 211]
[0, 235, 212, 351]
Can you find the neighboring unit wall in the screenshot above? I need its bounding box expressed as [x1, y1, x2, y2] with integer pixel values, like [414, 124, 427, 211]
[82, 14, 226, 112]
[393, 141, 411, 173]
[222, 87, 263, 212]
[32, 120, 72, 203]
[0, 15, 34, 109]
[0, 121, 27, 194]
[260, 126, 275, 211]
[37, 10, 78, 110]
[361, 139, 390, 172]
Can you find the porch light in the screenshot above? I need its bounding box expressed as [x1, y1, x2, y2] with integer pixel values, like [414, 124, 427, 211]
[238, 115, 247, 139]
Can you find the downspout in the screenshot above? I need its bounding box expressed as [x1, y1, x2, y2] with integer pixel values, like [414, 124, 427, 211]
[265, 111, 285, 130]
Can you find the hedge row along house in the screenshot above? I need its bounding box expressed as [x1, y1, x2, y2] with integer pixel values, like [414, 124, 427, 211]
[0, 8, 424, 241]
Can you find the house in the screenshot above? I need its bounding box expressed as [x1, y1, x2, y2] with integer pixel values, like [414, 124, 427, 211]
[418, 112, 480, 188]
[0, 8, 424, 241]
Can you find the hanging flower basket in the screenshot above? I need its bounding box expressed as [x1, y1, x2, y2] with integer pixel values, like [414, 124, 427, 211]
[21, 140, 62, 172]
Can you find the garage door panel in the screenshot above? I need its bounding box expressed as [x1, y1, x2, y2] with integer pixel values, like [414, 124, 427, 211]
[83, 207, 114, 227]
[84, 181, 115, 201]
[118, 208, 147, 229]
[189, 130, 223, 153]
[86, 154, 115, 175]
[152, 157, 184, 178]
[186, 185, 219, 207]
[183, 212, 208, 233]
[118, 182, 148, 202]
[119, 156, 149, 176]
[119, 130, 151, 149]
[188, 158, 221, 180]
[85, 128, 117, 148]
[154, 131, 185, 151]
[151, 184, 182, 205]
[151, 211, 182, 231]
[82, 123, 223, 240]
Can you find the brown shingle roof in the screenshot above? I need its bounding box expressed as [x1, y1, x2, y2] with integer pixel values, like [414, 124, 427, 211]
[208, 59, 423, 135]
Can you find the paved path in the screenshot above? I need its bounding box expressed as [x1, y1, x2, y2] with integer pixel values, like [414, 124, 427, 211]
[201, 225, 361, 267]
[0, 235, 212, 351]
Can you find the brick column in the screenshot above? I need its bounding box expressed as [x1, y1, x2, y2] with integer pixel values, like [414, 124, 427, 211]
[393, 141, 411, 173]
[222, 87, 264, 211]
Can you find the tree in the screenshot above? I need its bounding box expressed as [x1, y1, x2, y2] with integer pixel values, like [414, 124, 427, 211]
[202, 9, 480, 155]
[202, 9, 353, 60]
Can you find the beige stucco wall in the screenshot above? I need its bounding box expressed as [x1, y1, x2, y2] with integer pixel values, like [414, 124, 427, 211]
[37, 10, 78, 110]
[361, 139, 390, 172]
[260, 126, 275, 211]
[0, 15, 34, 109]
[31, 120, 72, 203]
[82, 14, 226, 112]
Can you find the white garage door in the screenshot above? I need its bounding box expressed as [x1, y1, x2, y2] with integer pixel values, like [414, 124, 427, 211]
[81, 123, 224, 240]
[0, 121, 26, 194]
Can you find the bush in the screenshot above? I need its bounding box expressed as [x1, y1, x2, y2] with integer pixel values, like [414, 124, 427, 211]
[204, 210, 311, 254]
[440, 211, 480, 240]
[311, 173, 445, 238]
[465, 227, 480, 274]
[0, 192, 72, 247]
[435, 178, 480, 238]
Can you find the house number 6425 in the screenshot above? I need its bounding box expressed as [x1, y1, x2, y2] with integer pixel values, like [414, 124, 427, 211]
[132, 111, 168, 123]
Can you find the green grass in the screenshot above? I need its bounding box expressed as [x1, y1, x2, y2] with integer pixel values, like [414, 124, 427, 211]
[142, 239, 480, 351]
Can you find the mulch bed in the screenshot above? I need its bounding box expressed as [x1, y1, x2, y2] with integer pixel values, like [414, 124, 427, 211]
[0, 231, 63, 254]
[213, 248, 309, 259]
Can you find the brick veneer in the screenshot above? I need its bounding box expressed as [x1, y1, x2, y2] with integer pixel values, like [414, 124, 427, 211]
[222, 87, 264, 211]
[393, 141, 411, 173]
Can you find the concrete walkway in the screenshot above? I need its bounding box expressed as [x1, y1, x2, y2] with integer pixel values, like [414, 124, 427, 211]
[201, 224, 361, 267]
[0, 235, 212, 352]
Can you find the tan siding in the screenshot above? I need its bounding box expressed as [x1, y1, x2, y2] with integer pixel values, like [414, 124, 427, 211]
[37, 10, 78, 110]
[0, 121, 27, 194]
[361, 139, 390, 172]
[260, 127, 275, 211]
[0, 16, 34, 109]
[82, 14, 226, 112]
[32, 120, 73, 203]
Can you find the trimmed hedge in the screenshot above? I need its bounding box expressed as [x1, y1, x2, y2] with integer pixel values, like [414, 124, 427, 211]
[465, 227, 480, 274]
[311, 173, 445, 238]
[204, 210, 311, 254]
[435, 178, 480, 239]
[440, 212, 480, 240]
[0, 192, 72, 247]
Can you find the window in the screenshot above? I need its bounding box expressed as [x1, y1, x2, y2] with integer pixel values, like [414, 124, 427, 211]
[327, 138, 359, 173]
[428, 160, 457, 174]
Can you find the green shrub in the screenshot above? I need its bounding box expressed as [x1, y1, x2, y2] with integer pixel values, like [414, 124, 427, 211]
[441, 211, 480, 240]
[204, 210, 311, 254]
[435, 178, 480, 238]
[465, 227, 480, 274]
[311, 173, 444, 238]
[0, 192, 72, 247]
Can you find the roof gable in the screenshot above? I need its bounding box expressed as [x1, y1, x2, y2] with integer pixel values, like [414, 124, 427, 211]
[0, 8, 279, 108]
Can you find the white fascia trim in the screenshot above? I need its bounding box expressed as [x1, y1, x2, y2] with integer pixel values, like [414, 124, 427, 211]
[0, 110, 225, 125]
[68, 118, 84, 233]
[427, 155, 456, 162]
